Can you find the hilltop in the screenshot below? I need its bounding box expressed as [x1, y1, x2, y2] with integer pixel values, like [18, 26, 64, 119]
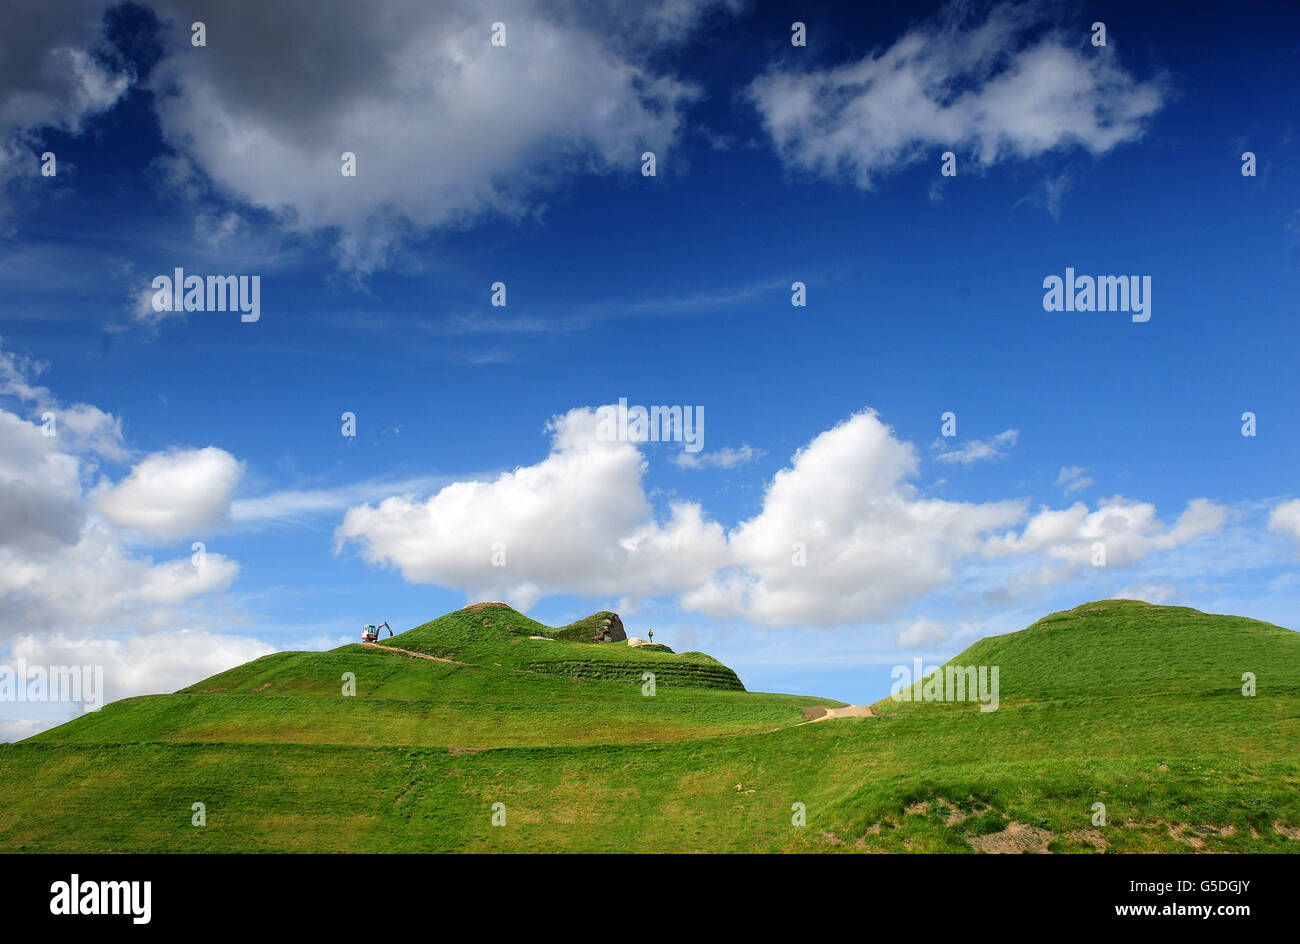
[1, 599, 1298, 853]
[353, 602, 745, 690]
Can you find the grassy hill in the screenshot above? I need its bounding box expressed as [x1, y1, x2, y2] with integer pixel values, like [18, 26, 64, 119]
[1, 599, 1298, 853]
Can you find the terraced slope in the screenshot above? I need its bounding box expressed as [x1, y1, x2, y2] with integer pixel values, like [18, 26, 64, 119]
[380, 603, 744, 689]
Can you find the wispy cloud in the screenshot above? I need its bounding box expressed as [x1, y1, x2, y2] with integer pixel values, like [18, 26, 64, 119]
[1056, 465, 1094, 495]
[232, 475, 450, 526]
[672, 444, 761, 470]
[748, 0, 1165, 190]
[324, 276, 792, 342]
[932, 429, 1019, 466]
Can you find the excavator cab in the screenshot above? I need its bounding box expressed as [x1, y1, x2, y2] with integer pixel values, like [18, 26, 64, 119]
[361, 621, 392, 643]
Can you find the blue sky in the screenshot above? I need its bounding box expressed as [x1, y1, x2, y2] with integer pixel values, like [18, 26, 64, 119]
[2, 0, 1299, 737]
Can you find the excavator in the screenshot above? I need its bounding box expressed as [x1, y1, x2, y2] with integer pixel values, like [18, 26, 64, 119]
[361, 621, 392, 643]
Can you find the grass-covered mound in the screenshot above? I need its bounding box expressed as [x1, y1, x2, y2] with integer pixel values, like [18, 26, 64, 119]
[377, 603, 744, 690]
[2, 599, 1298, 853]
[550, 611, 624, 642]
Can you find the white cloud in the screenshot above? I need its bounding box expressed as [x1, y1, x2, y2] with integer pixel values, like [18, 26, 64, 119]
[932, 429, 1018, 466]
[640, 0, 747, 43]
[339, 407, 1028, 626]
[0, 718, 48, 743]
[0, 410, 87, 553]
[144, 0, 724, 271]
[1114, 583, 1176, 604]
[132, 282, 181, 330]
[339, 404, 1234, 628]
[11, 629, 274, 703]
[897, 617, 951, 649]
[231, 475, 448, 526]
[0, 345, 241, 642]
[672, 444, 760, 470]
[54, 403, 130, 462]
[1023, 170, 1074, 219]
[1, 509, 239, 632]
[1268, 499, 1300, 543]
[747, 0, 1164, 191]
[0, 345, 51, 401]
[685, 412, 1025, 625]
[1056, 465, 1094, 495]
[0, 342, 129, 461]
[986, 496, 1227, 572]
[336, 407, 729, 610]
[96, 447, 243, 541]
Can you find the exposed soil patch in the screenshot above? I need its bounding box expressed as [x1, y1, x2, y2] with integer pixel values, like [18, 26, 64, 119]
[463, 602, 514, 614]
[361, 642, 467, 665]
[902, 796, 983, 826]
[1272, 820, 1300, 840]
[1165, 822, 1236, 849]
[798, 705, 879, 724]
[969, 821, 1053, 854]
[937, 798, 970, 826]
[1065, 828, 1109, 852]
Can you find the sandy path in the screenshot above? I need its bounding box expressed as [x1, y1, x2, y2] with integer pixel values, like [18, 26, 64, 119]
[361, 642, 467, 665]
[798, 705, 879, 724]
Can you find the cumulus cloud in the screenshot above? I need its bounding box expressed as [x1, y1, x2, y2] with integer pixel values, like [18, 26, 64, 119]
[0, 452, 239, 632]
[0, 345, 258, 732]
[1268, 499, 1300, 544]
[1, 629, 273, 740]
[986, 496, 1227, 572]
[0, 345, 241, 641]
[684, 412, 1024, 625]
[747, 0, 1164, 190]
[0, 410, 87, 553]
[339, 404, 1231, 628]
[142, 0, 726, 271]
[932, 429, 1018, 466]
[96, 447, 243, 540]
[11, 630, 273, 703]
[0, 343, 129, 461]
[336, 407, 728, 610]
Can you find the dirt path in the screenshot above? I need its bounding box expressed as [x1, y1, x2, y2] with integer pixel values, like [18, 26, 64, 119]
[798, 705, 879, 724]
[361, 642, 468, 665]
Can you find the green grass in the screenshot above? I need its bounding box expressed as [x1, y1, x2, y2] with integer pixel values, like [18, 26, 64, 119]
[549, 610, 621, 642]
[376, 604, 744, 689]
[2, 599, 1299, 853]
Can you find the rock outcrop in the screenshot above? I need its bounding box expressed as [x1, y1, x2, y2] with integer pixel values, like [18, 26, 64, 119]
[595, 613, 626, 642]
